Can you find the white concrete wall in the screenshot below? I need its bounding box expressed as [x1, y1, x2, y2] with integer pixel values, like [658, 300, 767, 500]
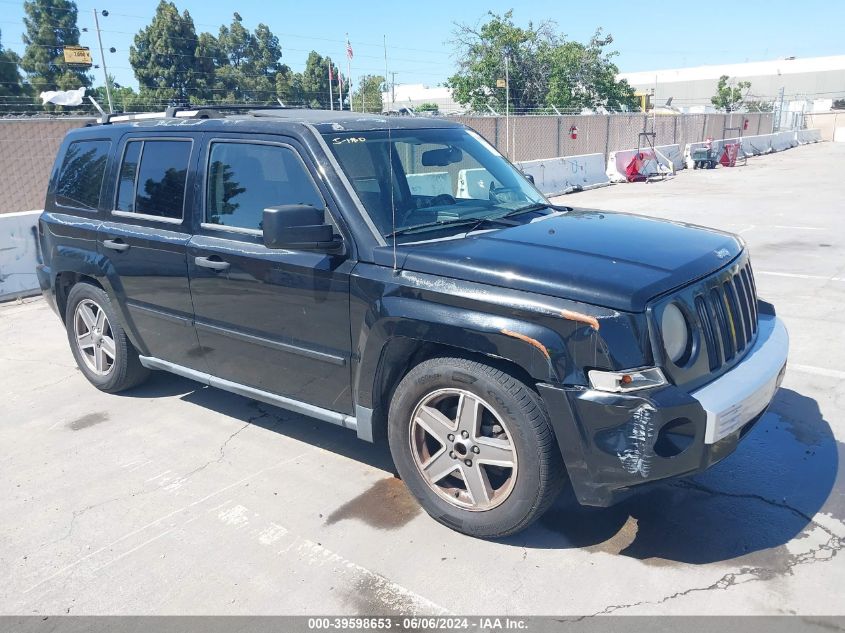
[0, 210, 41, 301]
[517, 153, 609, 195]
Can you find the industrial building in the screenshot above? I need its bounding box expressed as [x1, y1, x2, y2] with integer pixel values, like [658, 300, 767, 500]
[619, 55, 845, 113]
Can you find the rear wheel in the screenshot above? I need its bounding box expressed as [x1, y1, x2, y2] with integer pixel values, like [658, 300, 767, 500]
[388, 357, 566, 538]
[65, 283, 150, 393]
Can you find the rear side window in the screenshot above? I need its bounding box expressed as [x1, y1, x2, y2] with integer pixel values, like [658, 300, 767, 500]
[115, 139, 191, 219]
[55, 140, 111, 210]
[205, 142, 324, 231]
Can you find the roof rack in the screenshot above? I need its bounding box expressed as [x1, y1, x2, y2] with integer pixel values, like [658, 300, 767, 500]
[99, 103, 292, 125]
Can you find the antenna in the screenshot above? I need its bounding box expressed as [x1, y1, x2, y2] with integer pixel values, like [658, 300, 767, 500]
[385, 34, 398, 273]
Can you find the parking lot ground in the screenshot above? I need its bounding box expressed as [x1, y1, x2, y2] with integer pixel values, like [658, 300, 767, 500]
[2, 142, 844, 616]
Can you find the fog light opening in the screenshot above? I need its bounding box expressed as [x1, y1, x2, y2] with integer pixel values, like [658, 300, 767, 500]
[653, 417, 696, 458]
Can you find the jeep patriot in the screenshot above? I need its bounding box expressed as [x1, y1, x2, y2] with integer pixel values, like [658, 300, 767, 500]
[36, 107, 789, 538]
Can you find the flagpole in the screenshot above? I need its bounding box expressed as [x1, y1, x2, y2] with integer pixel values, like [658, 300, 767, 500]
[338, 71, 344, 111]
[346, 33, 352, 112]
[383, 35, 389, 114]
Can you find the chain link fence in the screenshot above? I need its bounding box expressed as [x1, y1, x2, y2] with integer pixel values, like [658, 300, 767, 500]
[451, 112, 775, 162]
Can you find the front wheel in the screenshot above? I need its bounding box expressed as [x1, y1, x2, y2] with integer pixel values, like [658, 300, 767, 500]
[388, 357, 566, 538]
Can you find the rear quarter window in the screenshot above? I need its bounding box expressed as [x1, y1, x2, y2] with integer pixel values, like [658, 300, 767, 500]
[115, 139, 192, 220]
[55, 140, 111, 211]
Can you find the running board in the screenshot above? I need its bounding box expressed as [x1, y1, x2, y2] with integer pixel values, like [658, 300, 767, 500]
[138, 356, 359, 433]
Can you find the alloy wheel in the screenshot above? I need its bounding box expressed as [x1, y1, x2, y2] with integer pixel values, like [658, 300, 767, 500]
[409, 388, 518, 511]
[73, 299, 116, 376]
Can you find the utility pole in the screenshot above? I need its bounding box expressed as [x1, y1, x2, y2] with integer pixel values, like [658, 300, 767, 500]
[92, 9, 113, 114]
[390, 71, 398, 109]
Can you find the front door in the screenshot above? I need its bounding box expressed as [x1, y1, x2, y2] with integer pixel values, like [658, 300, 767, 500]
[98, 134, 202, 368]
[187, 135, 354, 414]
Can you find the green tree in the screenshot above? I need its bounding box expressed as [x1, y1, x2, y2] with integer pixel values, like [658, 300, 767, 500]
[0, 29, 26, 110]
[91, 76, 140, 112]
[351, 74, 384, 113]
[545, 30, 636, 111]
[415, 102, 440, 113]
[130, 1, 199, 105]
[446, 10, 554, 113]
[300, 51, 339, 109]
[192, 31, 226, 103]
[214, 14, 284, 102]
[446, 11, 634, 113]
[745, 99, 773, 113]
[20, 0, 91, 105]
[711, 75, 751, 112]
[276, 66, 304, 105]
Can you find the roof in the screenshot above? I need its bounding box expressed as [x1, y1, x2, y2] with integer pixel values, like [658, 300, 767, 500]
[619, 55, 845, 86]
[92, 107, 462, 134]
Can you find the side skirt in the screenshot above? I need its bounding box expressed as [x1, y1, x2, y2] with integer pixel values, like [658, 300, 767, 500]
[138, 356, 373, 439]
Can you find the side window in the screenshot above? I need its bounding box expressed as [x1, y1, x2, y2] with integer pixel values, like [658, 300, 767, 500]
[55, 140, 111, 210]
[205, 142, 325, 231]
[115, 139, 191, 219]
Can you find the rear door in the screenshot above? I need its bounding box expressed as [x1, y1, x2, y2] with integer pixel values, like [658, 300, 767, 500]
[97, 133, 202, 368]
[187, 134, 354, 414]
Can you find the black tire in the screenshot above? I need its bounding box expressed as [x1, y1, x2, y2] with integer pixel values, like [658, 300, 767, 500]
[388, 356, 566, 538]
[65, 282, 150, 393]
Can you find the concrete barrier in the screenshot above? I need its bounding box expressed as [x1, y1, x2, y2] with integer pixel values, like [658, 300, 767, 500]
[607, 144, 680, 182]
[684, 129, 820, 168]
[0, 210, 41, 301]
[771, 130, 796, 151]
[517, 153, 609, 195]
[456, 168, 496, 199]
[407, 172, 452, 197]
[795, 128, 822, 144]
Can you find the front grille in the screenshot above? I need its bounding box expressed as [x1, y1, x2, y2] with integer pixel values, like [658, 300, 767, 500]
[695, 261, 759, 371]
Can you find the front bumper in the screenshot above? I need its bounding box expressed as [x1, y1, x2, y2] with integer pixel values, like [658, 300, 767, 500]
[539, 312, 788, 506]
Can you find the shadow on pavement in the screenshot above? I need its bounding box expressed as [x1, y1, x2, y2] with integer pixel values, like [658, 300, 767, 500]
[124, 371, 396, 473]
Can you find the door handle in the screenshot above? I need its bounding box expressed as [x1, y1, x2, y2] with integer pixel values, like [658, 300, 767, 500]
[102, 238, 130, 252]
[194, 256, 230, 271]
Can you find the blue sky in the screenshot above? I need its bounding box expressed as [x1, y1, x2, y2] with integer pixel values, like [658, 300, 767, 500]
[2, 0, 844, 91]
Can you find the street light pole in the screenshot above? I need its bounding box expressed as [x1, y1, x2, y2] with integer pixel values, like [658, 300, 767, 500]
[92, 9, 113, 114]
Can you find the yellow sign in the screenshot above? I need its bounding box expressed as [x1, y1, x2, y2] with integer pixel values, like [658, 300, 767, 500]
[496, 78, 506, 88]
[63, 46, 92, 67]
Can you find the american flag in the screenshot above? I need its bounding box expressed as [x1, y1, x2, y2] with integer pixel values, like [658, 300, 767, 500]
[346, 38, 353, 60]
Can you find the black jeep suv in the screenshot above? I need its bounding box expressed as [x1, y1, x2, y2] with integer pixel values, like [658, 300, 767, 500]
[36, 107, 788, 538]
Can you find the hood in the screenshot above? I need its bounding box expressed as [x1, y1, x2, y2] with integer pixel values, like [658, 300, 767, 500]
[376, 210, 743, 312]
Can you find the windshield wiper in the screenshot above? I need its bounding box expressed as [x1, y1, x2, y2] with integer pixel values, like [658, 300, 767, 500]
[497, 202, 571, 219]
[385, 202, 572, 239]
[385, 215, 511, 239]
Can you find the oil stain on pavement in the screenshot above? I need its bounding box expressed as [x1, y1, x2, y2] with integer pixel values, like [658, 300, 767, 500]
[326, 477, 421, 530]
[67, 411, 109, 430]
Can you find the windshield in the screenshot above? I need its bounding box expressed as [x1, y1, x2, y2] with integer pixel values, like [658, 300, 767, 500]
[323, 127, 550, 242]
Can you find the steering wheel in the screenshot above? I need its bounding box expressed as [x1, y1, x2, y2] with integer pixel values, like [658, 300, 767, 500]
[489, 187, 524, 204]
[430, 193, 457, 206]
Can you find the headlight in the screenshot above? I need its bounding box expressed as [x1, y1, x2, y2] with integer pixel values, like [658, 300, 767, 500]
[661, 303, 690, 364]
[588, 367, 667, 392]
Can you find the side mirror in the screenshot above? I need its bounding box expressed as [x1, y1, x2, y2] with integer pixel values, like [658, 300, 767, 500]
[263, 205, 342, 252]
[524, 173, 535, 185]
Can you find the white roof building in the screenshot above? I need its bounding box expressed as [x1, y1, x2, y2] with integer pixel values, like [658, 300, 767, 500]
[381, 84, 461, 114]
[619, 55, 845, 111]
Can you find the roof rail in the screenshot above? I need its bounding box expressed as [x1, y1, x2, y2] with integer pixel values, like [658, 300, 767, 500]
[99, 103, 292, 125]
